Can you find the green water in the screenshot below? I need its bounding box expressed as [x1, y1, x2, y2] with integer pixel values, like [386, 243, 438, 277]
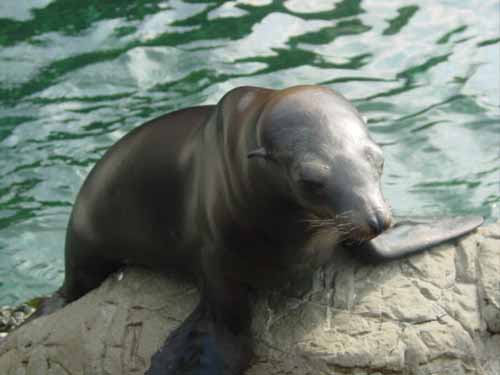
[0, 0, 498, 305]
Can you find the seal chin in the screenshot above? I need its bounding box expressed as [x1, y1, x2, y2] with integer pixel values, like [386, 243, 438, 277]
[342, 225, 376, 242]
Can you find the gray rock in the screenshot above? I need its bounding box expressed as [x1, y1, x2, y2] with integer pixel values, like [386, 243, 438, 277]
[1, 304, 36, 334]
[0, 222, 499, 375]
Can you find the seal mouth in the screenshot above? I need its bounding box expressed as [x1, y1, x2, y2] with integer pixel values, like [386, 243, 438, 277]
[302, 210, 382, 244]
[303, 211, 357, 239]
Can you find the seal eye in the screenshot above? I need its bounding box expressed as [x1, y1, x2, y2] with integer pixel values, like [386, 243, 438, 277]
[296, 163, 329, 195]
[248, 148, 268, 159]
[373, 155, 384, 173]
[299, 178, 325, 194]
[364, 146, 384, 173]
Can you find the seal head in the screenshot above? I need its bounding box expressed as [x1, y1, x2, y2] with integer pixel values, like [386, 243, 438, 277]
[249, 85, 392, 242]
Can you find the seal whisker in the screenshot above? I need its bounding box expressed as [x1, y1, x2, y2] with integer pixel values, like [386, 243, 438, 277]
[301, 211, 357, 240]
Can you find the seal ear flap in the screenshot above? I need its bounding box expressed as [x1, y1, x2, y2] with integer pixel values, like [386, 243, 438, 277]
[247, 148, 268, 159]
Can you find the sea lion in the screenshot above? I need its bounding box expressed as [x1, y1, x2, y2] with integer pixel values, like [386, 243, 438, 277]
[29, 85, 482, 374]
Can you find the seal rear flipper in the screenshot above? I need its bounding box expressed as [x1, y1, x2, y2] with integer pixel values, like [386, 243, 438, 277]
[353, 215, 484, 263]
[146, 293, 253, 375]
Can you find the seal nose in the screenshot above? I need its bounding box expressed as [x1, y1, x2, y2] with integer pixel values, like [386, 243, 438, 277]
[368, 212, 390, 236]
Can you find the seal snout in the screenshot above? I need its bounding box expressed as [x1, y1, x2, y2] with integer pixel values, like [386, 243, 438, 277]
[339, 206, 392, 242]
[367, 210, 392, 236]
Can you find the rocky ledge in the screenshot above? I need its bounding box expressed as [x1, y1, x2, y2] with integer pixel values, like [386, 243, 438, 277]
[0, 222, 498, 375]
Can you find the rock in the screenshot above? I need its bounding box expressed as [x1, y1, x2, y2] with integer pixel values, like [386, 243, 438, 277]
[0, 222, 499, 375]
[0, 304, 35, 334]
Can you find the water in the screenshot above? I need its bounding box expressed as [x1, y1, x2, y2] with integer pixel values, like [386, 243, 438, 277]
[0, 0, 498, 305]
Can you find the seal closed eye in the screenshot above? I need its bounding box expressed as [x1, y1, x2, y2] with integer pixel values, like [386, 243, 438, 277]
[296, 162, 329, 186]
[27, 85, 483, 375]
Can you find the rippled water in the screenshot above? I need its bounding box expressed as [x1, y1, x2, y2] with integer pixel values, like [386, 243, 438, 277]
[0, 0, 498, 305]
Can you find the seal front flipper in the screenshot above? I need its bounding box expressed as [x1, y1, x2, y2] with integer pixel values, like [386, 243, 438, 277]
[353, 215, 484, 263]
[146, 281, 252, 375]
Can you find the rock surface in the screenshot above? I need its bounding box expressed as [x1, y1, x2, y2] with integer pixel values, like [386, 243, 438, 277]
[0, 222, 499, 375]
[1, 304, 36, 335]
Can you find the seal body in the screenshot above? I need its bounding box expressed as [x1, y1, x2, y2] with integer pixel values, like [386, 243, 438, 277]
[31, 85, 481, 375]
[58, 86, 393, 374]
[64, 86, 390, 298]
